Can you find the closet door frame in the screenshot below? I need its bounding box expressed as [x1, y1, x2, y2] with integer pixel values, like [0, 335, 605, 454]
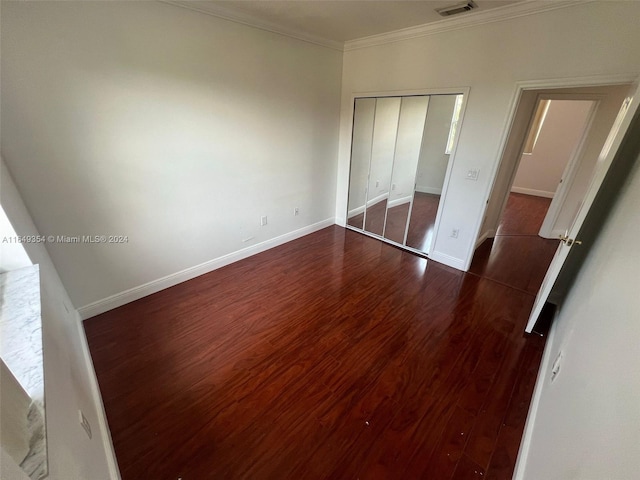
[345, 87, 471, 258]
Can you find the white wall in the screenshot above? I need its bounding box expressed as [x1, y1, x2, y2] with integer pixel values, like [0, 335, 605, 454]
[1, 159, 118, 479]
[512, 100, 593, 198]
[1, 1, 342, 314]
[516, 132, 640, 480]
[416, 95, 457, 195]
[336, 1, 640, 270]
[0, 206, 32, 273]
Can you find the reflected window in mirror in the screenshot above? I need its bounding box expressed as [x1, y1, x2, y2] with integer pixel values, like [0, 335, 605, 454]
[445, 94, 465, 155]
[522, 99, 551, 155]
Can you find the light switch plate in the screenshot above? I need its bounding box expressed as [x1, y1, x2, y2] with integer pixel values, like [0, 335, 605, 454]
[466, 169, 479, 181]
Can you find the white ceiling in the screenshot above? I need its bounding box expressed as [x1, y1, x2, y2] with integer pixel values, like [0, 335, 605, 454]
[172, 0, 524, 43]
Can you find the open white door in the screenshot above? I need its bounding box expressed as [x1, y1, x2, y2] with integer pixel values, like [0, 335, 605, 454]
[525, 82, 640, 333]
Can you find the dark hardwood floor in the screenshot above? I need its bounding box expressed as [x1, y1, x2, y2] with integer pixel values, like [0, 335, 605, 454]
[85, 194, 555, 480]
[406, 192, 440, 251]
[364, 199, 387, 237]
[383, 202, 410, 244]
[496, 193, 552, 236]
[346, 192, 440, 250]
[470, 193, 559, 295]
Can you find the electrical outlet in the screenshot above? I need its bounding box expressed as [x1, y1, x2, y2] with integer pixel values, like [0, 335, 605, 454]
[451, 229, 459, 238]
[79, 410, 92, 439]
[294, 207, 299, 216]
[260, 215, 267, 226]
[375, 180, 380, 187]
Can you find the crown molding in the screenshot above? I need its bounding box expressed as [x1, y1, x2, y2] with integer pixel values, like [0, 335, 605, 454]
[160, 0, 344, 51]
[160, 1, 594, 54]
[344, 0, 594, 51]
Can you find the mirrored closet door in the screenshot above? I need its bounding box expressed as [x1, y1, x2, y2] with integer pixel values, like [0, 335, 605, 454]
[346, 93, 464, 255]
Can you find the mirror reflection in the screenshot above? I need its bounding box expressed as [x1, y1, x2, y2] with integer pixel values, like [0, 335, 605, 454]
[346, 93, 464, 256]
[0, 205, 47, 480]
[347, 98, 376, 230]
[363, 97, 400, 237]
[406, 94, 463, 252]
[383, 96, 430, 244]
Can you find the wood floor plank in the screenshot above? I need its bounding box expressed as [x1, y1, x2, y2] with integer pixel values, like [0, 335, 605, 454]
[357, 282, 512, 478]
[451, 454, 487, 480]
[496, 192, 551, 236]
[462, 337, 529, 470]
[469, 236, 559, 294]
[410, 406, 476, 480]
[485, 342, 545, 480]
[85, 194, 555, 479]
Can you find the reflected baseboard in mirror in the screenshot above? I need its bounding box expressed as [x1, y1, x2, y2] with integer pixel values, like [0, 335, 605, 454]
[346, 92, 465, 257]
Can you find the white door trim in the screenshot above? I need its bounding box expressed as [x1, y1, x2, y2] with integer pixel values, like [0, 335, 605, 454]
[525, 80, 640, 332]
[467, 73, 639, 271]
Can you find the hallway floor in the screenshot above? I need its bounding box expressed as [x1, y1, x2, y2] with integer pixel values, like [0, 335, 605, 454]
[470, 193, 559, 295]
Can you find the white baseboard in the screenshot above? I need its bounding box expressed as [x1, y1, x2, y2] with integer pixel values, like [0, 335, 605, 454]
[78, 218, 335, 319]
[348, 191, 394, 218]
[76, 311, 121, 479]
[348, 192, 390, 218]
[349, 194, 410, 216]
[387, 195, 413, 208]
[367, 192, 389, 207]
[511, 186, 555, 198]
[415, 186, 442, 195]
[513, 313, 559, 479]
[347, 205, 365, 218]
[428, 250, 466, 271]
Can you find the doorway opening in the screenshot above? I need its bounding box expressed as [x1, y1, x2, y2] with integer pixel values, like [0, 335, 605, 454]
[470, 83, 633, 309]
[509, 98, 596, 239]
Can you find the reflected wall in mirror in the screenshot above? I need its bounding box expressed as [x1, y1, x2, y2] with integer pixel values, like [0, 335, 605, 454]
[363, 97, 401, 237]
[346, 92, 465, 256]
[347, 98, 376, 230]
[383, 96, 430, 244]
[0, 205, 47, 480]
[406, 94, 463, 252]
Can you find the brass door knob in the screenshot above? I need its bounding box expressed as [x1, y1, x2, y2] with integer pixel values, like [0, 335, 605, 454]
[559, 235, 582, 247]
